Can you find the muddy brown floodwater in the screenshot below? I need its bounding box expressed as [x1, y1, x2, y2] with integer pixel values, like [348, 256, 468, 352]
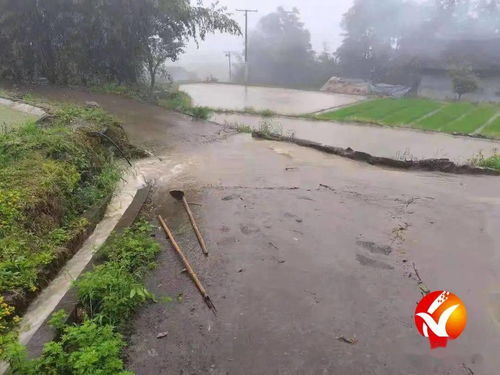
[32, 87, 500, 375]
[211, 112, 500, 164]
[179, 83, 364, 115]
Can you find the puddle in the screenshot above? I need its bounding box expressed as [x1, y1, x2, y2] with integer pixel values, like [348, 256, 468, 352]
[212, 112, 500, 163]
[179, 83, 364, 115]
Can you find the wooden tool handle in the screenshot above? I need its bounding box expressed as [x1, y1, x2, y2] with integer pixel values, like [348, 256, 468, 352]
[182, 197, 209, 255]
[158, 215, 208, 297]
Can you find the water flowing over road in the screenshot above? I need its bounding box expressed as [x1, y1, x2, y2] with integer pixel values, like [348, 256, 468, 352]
[211, 112, 500, 164]
[179, 83, 364, 115]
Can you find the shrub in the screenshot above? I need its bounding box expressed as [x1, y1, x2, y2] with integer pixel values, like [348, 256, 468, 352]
[187, 106, 211, 120]
[477, 155, 500, 170]
[75, 264, 153, 326]
[33, 320, 133, 375]
[449, 66, 479, 100]
[99, 221, 160, 278]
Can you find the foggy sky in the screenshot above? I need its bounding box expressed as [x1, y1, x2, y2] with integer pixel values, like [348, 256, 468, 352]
[172, 0, 354, 80]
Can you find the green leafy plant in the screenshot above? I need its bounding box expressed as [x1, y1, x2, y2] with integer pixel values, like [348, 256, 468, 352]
[75, 264, 152, 326]
[48, 309, 69, 333]
[99, 221, 160, 278]
[472, 153, 500, 170]
[33, 320, 133, 375]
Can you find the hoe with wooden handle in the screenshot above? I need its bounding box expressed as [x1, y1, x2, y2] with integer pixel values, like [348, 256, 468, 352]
[170, 190, 209, 256]
[158, 215, 216, 313]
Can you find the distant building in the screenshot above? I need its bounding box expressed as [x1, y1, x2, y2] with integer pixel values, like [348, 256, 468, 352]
[416, 37, 500, 102]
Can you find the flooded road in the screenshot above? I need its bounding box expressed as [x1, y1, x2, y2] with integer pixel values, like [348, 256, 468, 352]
[128, 135, 500, 375]
[30, 88, 500, 374]
[179, 83, 364, 115]
[211, 112, 500, 163]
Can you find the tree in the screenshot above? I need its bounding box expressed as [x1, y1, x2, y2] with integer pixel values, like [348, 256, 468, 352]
[336, 0, 410, 81]
[233, 7, 337, 89]
[233, 7, 316, 88]
[142, 0, 240, 95]
[449, 66, 479, 99]
[0, 0, 240, 88]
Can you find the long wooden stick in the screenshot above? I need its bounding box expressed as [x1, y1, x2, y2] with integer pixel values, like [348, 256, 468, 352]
[181, 196, 209, 256]
[158, 215, 216, 313]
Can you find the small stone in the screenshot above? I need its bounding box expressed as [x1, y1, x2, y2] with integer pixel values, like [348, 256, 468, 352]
[85, 101, 100, 108]
[156, 331, 168, 339]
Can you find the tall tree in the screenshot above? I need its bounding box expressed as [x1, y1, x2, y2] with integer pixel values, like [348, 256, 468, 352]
[235, 7, 317, 88]
[0, 0, 240, 88]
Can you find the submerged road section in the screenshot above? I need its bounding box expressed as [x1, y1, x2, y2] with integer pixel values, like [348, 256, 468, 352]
[33, 87, 500, 374]
[179, 83, 364, 115]
[211, 112, 500, 164]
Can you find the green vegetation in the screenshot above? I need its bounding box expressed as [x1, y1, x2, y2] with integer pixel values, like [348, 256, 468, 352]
[474, 154, 500, 171]
[0, 1, 239, 94]
[2, 221, 160, 374]
[0, 104, 136, 348]
[158, 90, 211, 119]
[449, 66, 479, 100]
[414, 102, 474, 130]
[317, 98, 500, 139]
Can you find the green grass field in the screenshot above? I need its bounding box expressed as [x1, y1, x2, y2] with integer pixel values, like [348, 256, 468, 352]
[317, 98, 500, 139]
[0, 104, 37, 129]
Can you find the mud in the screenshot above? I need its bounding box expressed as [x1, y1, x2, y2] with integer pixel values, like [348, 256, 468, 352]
[179, 83, 364, 115]
[29, 88, 500, 375]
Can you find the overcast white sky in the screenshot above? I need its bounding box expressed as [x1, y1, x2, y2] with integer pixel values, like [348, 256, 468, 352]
[173, 0, 354, 80]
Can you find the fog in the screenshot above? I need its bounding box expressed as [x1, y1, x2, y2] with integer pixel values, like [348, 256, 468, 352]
[171, 0, 354, 80]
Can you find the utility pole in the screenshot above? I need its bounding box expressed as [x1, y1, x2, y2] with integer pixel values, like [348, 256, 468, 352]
[224, 51, 232, 82]
[236, 9, 257, 86]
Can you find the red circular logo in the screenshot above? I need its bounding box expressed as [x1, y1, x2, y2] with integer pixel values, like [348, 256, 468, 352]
[414, 290, 467, 349]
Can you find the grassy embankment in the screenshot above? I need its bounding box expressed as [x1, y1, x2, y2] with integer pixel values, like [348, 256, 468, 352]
[0, 100, 143, 356]
[95, 82, 212, 119]
[3, 221, 160, 374]
[317, 98, 500, 139]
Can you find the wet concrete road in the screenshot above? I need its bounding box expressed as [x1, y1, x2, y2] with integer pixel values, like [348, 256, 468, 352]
[30, 88, 500, 374]
[179, 83, 364, 115]
[126, 137, 500, 375]
[211, 112, 500, 163]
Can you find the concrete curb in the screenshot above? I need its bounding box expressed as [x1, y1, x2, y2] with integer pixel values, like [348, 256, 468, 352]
[25, 185, 151, 358]
[0, 97, 47, 119]
[252, 131, 500, 176]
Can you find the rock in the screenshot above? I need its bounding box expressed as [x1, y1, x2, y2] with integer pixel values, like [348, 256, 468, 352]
[156, 331, 168, 339]
[85, 101, 100, 108]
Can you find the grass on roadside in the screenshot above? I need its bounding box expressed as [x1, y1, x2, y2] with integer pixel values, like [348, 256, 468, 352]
[2, 221, 160, 374]
[158, 90, 211, 119]
[472, 154, 500, 170]
[0, 104, 135, 350]
[317, 98, 500, 139]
